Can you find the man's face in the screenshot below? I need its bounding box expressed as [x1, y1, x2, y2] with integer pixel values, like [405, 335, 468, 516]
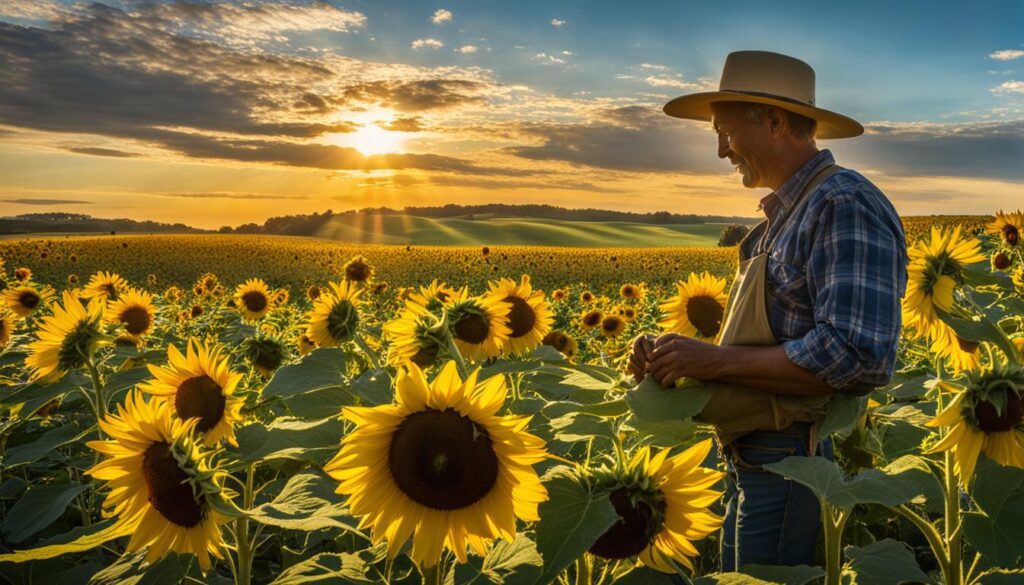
[710, 102, 772, 189]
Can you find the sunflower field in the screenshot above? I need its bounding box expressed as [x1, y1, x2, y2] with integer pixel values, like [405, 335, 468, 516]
[0, 211, 1023, 585]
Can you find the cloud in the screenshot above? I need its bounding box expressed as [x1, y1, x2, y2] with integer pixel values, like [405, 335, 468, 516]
[550, 19, 565, 27]
[152, 191, 308, 200]
[534, 53, 567, 65]
[411, 38, 444, 50]
[67, 147, 142, 157]
[640, 63, 670, 71]
[643, 75, 703, 90]
[341, 79, 491, 111]
[990, 49, 1024, 61]
[0, 0, 64, 20]
[427, 176, 626, 193]
[456, 45, 478, 54]
[992, 80, 1024, 94]
[378, 117, 426, 132]
[2, 198, 90, 205]
[431, 9, 452, 24]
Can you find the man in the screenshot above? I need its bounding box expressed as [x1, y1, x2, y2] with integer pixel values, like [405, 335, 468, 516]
[628, 51, 907, 570]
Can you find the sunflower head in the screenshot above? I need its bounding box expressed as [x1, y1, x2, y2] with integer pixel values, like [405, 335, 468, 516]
[26, 291, 106, 383]
[105, 287, 157, 340]
[233, 278, 273, 322]
[552, 289, 566, 301]
[581, 309, 603, 331]
[659, 272, 728, 340]
[0, 310, 15, 349]
[343, 255, 375, 283]
[903, 225, 985, 339]
[14, 267, 31, 282]
[140, 339, 244, 447]
[4, 285, 54, 318]
[297, 332, 317, 356]
[410, 279, 456, 314]
[242, 334, 287, 377]
[488, 275, 553, 356]
[586, 440, 723, 571]
[306, 280, 363, 347]
[961, 365, 1024, 433]
[307, 284, 322, 301]
[86, 392, 234, 571]
[542, 330, 578, 360]
[600, 315, 626, 338]
[384, 305, 442, 368]
[325, 361, 548, 567]
[82, 271, 128, 303]
[620, 283, 645, 301]
[444, 289, 511, 361]
[987, 210, 1023, 247]
[581, 291, 595, 303]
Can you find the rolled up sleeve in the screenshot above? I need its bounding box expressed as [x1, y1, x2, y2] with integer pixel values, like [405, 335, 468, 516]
[782, 190, 908, 395]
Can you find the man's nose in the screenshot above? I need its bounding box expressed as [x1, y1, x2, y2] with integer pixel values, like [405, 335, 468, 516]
[718, 138, 731, 159]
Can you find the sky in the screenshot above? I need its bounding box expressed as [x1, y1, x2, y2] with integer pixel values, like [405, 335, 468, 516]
[0, 0, 1021, 229]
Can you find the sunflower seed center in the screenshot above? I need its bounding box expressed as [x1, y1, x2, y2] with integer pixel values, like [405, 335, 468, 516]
[19, 290, 40, 309]
[975, 391, 1024, 433]
[142, 442, 203, 528]
[241, 291, 267, 313]
[686, 295, 725, 338]
[175, 374, 226, 433]
[589, 487, 666, 559]
[120, 306, 151, 335]
[505, 296, 536, 338]
[454, 312, 490, 345]
[388, 408, 499, 510]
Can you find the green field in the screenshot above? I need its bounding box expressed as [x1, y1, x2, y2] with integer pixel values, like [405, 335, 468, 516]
[313, 215, 730, 246]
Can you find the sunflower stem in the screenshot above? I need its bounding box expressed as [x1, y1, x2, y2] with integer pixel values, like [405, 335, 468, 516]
[234, 462, 256, 585]
[83, 356, 106, 438]
[896, 504, 950, 581]
[419, 563, 441, 585]
[944, 449, 963, 585]
[353, 332, 381, 369]
[574, 555, 593, 585]
[821, 502, 849, 585]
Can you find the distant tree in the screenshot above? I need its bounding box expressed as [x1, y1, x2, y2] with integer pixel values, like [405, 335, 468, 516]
[718, 224, 750, 247]
[218, 226, 234, 233]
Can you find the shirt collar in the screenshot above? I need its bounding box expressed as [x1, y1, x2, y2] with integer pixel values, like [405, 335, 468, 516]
[757, 149, 835, 218]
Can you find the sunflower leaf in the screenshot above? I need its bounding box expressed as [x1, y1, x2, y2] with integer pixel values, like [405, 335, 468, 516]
[89, 550, 205, 585]
[452, 534, 543, 585]
[248, 472, 363, 535]
[624, 376, 710, 423]
[0, 516, 129, 561]
[935, 307, 1018, 365]
[4, 423, 87, 467]
[529, 468, 618, 585]
[269, 552, 375, 584]
[962, 456, 1024, 568]
[0, 482, 89, 544]
[232, 417, 345, 464]
[263, 348, 349, 400]
[763, 455, 938, 510]
[841, 539, 929, 585]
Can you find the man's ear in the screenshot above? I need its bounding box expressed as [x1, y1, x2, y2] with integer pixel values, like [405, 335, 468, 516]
[767, 107, 783, 135]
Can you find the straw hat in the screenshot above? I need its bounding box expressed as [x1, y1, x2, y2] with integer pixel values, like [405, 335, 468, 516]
[663, 50, 863, 139]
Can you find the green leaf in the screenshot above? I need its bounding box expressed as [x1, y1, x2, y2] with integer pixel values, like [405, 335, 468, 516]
[612, 567, 678, 585]
[248, 472, 363, 535]
[763, 455, 937, 510]
[622, 415, 699, 448]
[962, 457, 1024, 568]
[693, 575, 776, 585]
[263, 348, 349, 400]
[936, 307, 1018, 364]
[5, 424, 87, 467]
[883, 373, 932, 401]
[349, 368, 393, 406]
[89, 550, 203, 585]
[269, 552, 374, 584]
[547, 412, 614, 443]
[0, 483, 88, 544]
[841, 539, 929, 585]
[0, 518, 130, 562]
[963, 265, 1014, 290]
[820, 395, 865, 437]
[875, 405, 932, 461]
[542, 399, 628, 419]
[452, 535, 543, 585]
[739, 565, 825, 585]
[101, 366, 153, 399]
[529, 468, 618, 585]
[624, 376, 710, 424]
[232, 417, 343, 464]
[1, 373, 88, 417]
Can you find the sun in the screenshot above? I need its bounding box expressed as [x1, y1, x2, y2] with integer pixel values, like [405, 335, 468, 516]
[331, 119, 407, 156]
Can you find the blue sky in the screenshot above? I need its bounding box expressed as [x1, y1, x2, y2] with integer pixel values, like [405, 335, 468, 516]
[0, 0, 1021, 227]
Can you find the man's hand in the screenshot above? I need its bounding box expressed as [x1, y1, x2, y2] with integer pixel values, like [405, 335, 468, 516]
[646, 334, 721, 388]
[627, 334, 655, 384]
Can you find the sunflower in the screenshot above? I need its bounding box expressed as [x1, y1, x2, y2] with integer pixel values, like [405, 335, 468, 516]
[324, 361, 549, 567]
[297, 332, 317, 356]
[81, 271, 129, 303]
[0, 310, 14, 349]
[104, 287, 157, 340]
[408, 279, 457, 314]
[992, 252, 1012, 272]
[542, 330, 578, 360]
[588, 439, 723, 572]
[25, 291, 106, 383]
[620, 283, 645, 301]
[307, 285, 322, 301]
[902, 225, 985, 340]
[14, 267, 31, 282]
[925, 364, 1024, 485]
[233, 278, 273, 322]
[986, 209, 1023, 247]
[242, 334, 287, 377]
[659, 272, 728, 340]
[443, 288, 510, 361]
[4, 285, 54, 318]
[600, 315, 627, 338]
[140, 339, 244, 447]
[581, 291, 595, 303]
[928, 325, 980, 374]
[86, 391, 232, 571]
[581, 309, 603, 331]
[552, 289, 566, 301]
[343, 255, 375, 283]
[488, 275, 553, 357]
[305, 280, 364, 347]
[617, 306, 637, 322]
[384, 304, 442, 368]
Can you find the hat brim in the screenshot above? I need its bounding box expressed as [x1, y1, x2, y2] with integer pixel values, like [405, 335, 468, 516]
[663, 91, 863, 139]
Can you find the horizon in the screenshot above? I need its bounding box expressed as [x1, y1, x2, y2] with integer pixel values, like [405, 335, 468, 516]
[1, 0, 1022, 230]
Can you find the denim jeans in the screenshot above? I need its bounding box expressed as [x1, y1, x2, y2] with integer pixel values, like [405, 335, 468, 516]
[719, 423, 834, 571]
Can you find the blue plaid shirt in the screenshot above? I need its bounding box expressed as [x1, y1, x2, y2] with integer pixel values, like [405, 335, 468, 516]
[739, 149, 908, 396]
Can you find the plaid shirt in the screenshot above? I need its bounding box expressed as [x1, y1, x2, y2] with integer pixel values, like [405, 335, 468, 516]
[739, 149, 908, 396]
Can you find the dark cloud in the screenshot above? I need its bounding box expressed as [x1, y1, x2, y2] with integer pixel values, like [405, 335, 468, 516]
[508, 105, 725, 173]
[67, 147, 141, 157]
[427, 176, 625, 193]
[1, 198, 90, 205]
[341, 79, 489, 112]
[834, 120, 1024, 181]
